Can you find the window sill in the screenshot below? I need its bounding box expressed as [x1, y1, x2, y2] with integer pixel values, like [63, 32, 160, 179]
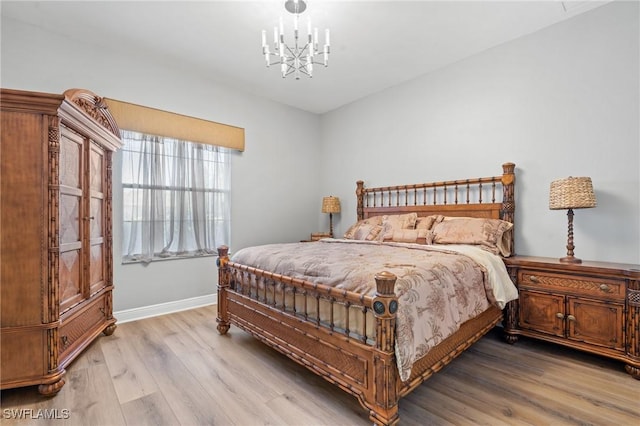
[122, 252, 216, 265]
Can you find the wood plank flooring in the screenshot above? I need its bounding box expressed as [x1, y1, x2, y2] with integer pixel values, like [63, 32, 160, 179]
[2, 305, 638, 425]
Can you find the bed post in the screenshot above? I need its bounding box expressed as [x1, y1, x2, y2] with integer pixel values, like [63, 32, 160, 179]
[216, 245, 231, 335]
[500, 163, 518, 341]
[369, 271, 400, 426]
[500, 162, 516, 245]
[356, 180, 365, 221]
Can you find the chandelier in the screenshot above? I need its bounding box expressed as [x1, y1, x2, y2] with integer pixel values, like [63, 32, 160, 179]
[261, 0, 330, 79]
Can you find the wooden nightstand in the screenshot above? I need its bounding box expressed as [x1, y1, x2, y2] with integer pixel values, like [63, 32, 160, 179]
[503, 256, 640, 379]
[306, 232, 331, 241]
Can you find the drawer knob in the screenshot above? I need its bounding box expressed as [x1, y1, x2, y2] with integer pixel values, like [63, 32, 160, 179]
[555, 312, 564, 319]
[567, 315, 576, 322]
[599, 284, 611, 292]
[61, 335, 68, 345]
[529, 275, 540, 283]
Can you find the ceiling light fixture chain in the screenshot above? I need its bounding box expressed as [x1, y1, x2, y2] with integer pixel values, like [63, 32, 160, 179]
[261, 0, 330, 79]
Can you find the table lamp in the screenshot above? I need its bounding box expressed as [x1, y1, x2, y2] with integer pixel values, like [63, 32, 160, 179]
[322, 196, 341, 238]
[549, 176, 596, 264]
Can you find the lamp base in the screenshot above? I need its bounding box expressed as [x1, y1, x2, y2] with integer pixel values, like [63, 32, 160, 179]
[328, 213, 334, 238]
[559, 255, 582, 264]
[560, 208, 582, 264]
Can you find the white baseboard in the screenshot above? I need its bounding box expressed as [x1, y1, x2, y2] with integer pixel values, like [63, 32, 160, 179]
[114, 293, 217, 324]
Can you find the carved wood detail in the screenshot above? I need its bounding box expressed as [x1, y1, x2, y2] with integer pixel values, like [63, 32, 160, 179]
[105, 150, 114, 290]
[63, 89, 120, 137]
[47, 118, 61, 325]
[216, 246, 231, 335]
[59, 297, 107, 354]
[46, 328, 58, 373]
[626, 280, 640, 363]
[37, 379, 66, 397]
[520, 272, 624, 299]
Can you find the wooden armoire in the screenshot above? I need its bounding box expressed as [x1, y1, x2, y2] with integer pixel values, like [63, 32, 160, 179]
[1, 88, 122, 395]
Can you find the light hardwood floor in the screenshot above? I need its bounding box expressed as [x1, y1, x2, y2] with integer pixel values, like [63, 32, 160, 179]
[1, 305, 638, 425]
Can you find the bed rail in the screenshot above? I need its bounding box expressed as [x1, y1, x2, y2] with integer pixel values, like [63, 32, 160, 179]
[217, 246, 398, 351]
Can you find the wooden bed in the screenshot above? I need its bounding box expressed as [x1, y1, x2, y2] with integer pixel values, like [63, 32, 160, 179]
[216, 162, 516, 425]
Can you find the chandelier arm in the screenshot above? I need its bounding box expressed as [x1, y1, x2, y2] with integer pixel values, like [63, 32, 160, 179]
[265, 53, 286, 67]
[284, 44, 296, 57]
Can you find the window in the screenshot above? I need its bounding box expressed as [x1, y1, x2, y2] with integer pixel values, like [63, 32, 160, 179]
[121, 130, 230, 263]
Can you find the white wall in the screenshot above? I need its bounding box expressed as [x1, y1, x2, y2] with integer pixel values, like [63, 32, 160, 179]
[2, 1, 638, 318]
[1, 18, 322, 312]
[320, 1, 639, 265]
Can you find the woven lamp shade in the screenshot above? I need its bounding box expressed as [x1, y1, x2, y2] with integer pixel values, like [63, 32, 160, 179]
[322, 196, 341, 214]
[549, 177, 596, 210]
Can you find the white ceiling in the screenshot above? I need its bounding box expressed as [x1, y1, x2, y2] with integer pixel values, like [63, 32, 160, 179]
[2, 1, 610, 114]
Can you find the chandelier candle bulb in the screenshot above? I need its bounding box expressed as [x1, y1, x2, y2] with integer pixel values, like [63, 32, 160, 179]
[261, 30, 266, 47]
[325, 29, 330, 46]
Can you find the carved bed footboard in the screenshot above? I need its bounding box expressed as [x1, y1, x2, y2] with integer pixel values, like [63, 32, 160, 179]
[217, 245, 402, 424]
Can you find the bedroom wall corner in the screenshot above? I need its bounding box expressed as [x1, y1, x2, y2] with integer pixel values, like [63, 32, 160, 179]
[318, 1, 639, 264]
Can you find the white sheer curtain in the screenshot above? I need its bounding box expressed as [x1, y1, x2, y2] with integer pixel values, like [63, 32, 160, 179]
[121, 130, 231, 264]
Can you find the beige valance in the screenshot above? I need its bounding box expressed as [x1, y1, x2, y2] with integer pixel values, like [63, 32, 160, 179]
[104, 98, 245, 151]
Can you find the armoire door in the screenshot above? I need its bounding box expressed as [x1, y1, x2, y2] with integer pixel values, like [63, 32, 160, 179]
[88, 141, 107, 296]
[59, 126, 86, 314]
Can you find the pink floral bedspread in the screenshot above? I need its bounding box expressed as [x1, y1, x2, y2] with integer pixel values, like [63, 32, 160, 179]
[231, 239, 517, 381]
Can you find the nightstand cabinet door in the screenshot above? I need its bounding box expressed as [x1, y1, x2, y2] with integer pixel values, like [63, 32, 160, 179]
[568, 298, 624, 351]
[518, 290, 565, 337]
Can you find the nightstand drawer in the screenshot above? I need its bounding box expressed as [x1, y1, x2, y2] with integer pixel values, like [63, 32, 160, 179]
[518, 270, 625, 301]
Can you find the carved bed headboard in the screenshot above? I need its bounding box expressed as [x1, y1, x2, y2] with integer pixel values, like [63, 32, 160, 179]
[356, 162, 516, 249]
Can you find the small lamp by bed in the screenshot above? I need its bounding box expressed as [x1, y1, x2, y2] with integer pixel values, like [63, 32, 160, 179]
[322, 196, 341, 238]
[549, 176, 596, 264]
